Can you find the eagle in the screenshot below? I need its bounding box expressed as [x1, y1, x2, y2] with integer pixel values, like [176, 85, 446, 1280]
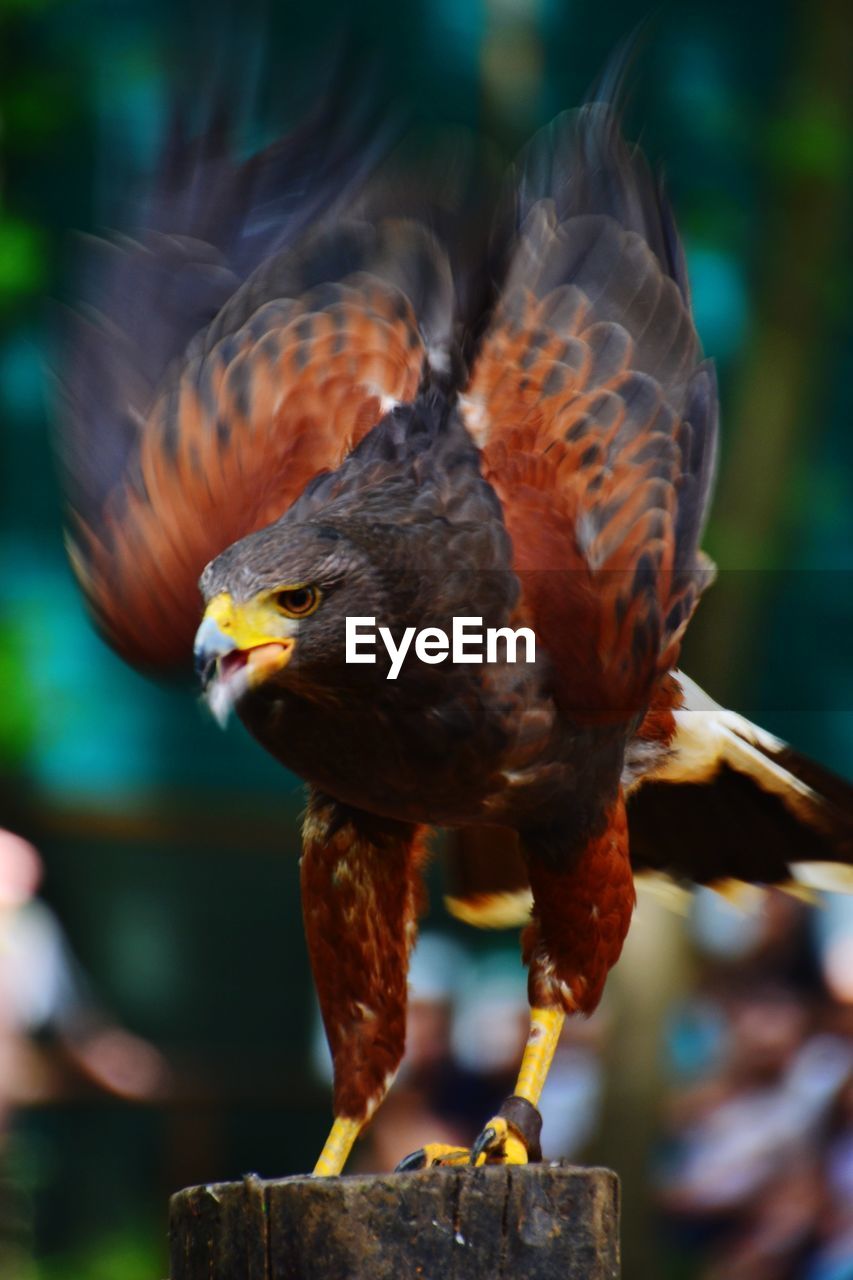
[57, 83, 853, 1177]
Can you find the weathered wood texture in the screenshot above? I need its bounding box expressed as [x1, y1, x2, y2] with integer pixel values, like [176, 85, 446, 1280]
[169, 1163, 620, 1280]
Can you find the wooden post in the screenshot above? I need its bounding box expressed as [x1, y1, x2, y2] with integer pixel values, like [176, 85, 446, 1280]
[169, 1163, 620, 1280]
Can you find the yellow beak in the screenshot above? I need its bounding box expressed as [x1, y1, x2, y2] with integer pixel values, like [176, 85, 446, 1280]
[193, 593, 295, 722]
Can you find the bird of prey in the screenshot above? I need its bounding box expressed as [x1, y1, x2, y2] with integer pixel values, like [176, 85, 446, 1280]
[58, 84, 853, 1177]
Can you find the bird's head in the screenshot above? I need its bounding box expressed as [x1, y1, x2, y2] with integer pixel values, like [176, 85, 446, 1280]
[194, 519, 385, 725]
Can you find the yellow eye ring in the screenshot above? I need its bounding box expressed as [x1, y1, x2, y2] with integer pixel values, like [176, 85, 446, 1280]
[273, 585, 320, 618]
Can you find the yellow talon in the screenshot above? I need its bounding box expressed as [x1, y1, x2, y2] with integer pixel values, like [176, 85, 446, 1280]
[471, 1116, 528, 1166]
[424, 1144, 470, 1167]
[398, 1006, 565, 1174]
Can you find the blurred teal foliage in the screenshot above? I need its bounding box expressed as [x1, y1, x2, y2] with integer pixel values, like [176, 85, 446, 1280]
[0, 0, 850, 1276]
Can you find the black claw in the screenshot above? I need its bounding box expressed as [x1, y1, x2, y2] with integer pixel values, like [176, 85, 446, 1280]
[470, 1126, 497, 1165]
[395, 1148, 427, 1172]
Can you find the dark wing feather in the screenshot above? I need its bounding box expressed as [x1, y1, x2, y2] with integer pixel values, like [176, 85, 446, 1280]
[628, 679, 853, 888]
[628, 765, 853, 888]
[444, 684, 853, 927]
[60, 92, 386, 520]
[465, 105, 718, 721]
[58, 105, 452, 671]
[512, 104, 691, 306]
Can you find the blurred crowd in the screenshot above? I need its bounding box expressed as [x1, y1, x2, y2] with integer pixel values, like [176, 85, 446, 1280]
[0, 829, 168, 1278]
[311, 885, 853, 1280]
[656, 890, 853, 1280]
[1, 819, 851, 1279]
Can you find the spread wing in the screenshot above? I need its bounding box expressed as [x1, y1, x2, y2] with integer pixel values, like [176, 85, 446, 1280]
[58, 105, 453, 671]
[444, 676, 853, 928]
[626, 673, 853, 888]
[464, 105, 718, 721]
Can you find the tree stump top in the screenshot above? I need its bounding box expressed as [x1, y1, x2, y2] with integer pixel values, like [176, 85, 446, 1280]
[169, 1162, 620, 1280]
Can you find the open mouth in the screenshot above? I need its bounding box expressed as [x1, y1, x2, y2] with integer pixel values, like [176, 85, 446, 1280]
[204, 641, 294, 726]
[218, 649, 251, 682]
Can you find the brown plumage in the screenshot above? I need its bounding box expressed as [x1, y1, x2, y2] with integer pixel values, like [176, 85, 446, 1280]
[56, 86, 853, 1175]
[66, 233, 438, 667]
[301, 795, 429, 1119]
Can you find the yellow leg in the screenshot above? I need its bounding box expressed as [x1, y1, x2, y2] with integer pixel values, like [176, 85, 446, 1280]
[397, 1007, 567, 1172]
[470, 1006, 565, 1166]
[313, 1116, 362, 1177]
[515, 1006, 565, 1106]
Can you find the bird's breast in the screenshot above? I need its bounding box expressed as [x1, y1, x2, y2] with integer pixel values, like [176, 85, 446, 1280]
[239, 671, 621, 832]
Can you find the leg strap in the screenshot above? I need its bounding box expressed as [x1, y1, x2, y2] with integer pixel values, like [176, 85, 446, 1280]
[498, 1095, 543, 1162]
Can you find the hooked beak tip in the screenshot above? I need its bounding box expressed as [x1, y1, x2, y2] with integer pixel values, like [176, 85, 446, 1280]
[195, 653, 217, 690]
[193, 616, 235, 690]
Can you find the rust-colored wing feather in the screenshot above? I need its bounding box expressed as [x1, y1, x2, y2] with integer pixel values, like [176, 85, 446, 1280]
[464, 106, 718, 720]
[59, 110, 452, 671]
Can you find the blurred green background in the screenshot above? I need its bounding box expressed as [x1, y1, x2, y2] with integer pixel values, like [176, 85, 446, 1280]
[0, 0, 851, 1277]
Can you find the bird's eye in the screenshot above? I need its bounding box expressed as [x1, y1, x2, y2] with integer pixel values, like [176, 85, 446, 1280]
[273, 585, 320, 618]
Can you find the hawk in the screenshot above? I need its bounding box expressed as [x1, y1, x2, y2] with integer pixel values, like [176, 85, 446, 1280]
[57, 86, 853, 1176]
